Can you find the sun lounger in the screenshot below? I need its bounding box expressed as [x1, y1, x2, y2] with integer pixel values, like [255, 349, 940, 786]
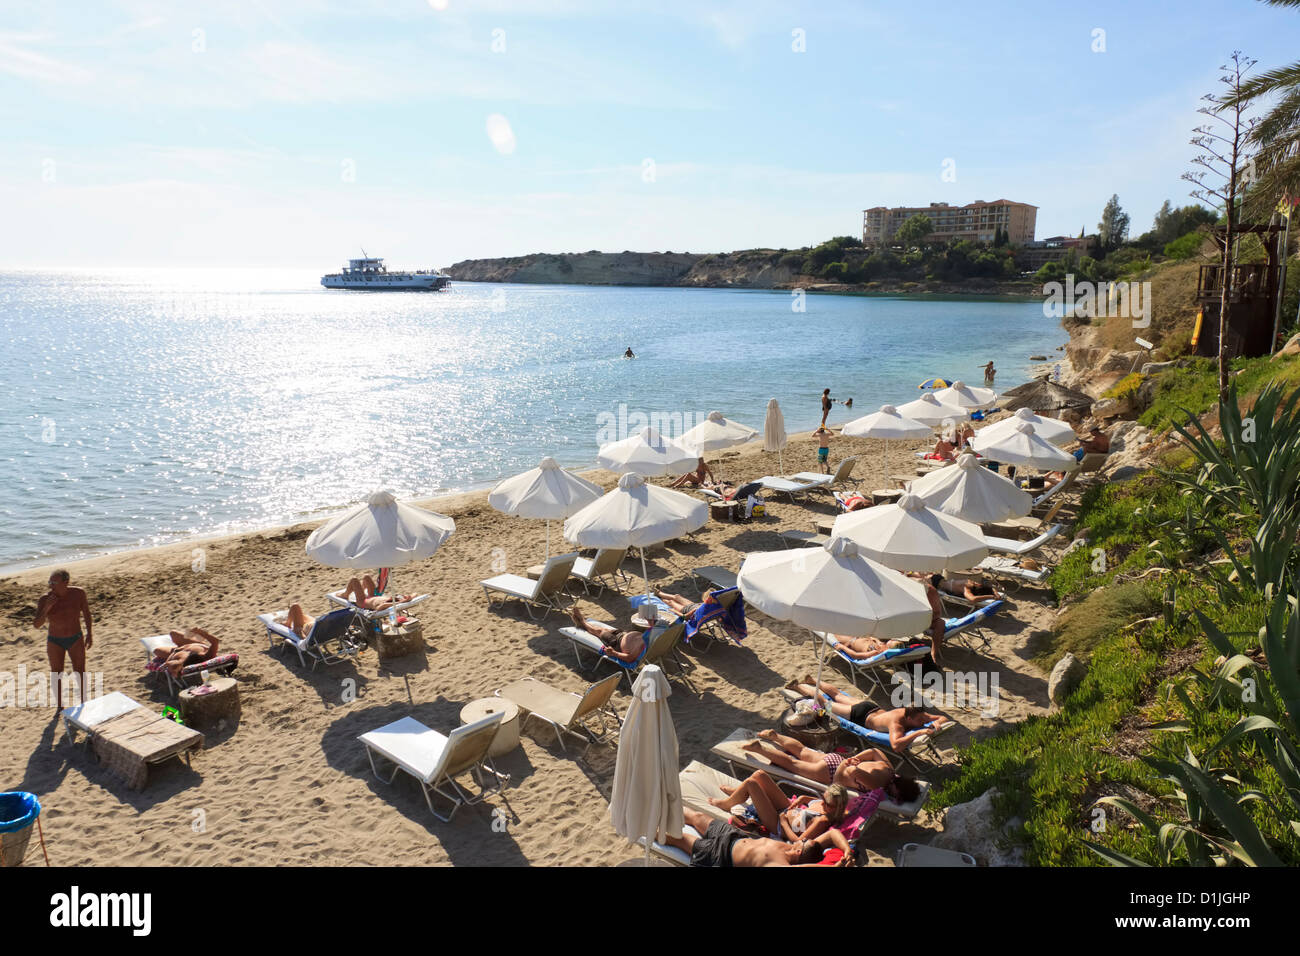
[672, 586, 747, 652]
[896, 842, 977, 867]
[778, 529, 830, 548]
[1027, 469, 1079, 509]
[498, 673, 621, 755]
[560, 617, 687, 691]
[708, 730, 930, 821]
[326, 591, 431, 624]
[777, 687, 952, 771]
[756, 475, 828, 499]
[480, 552, 578, 619]
[139, 634, 239, 695]
[1077, 451, 1110, 475]
[983, 523, 1063, 557]
[984, 494, 1069, 539]
[358, 712, 509, 822]
[258, 607, 366, 669]
[790, 456, 860, 489]
[62, 692, 203, 789]
[819, 633, 934, 692]
[570, 548, 631, 596]
[691, 565, 738, 592]
[935, 599, 1005, 651]
[975, 555, 1052, 585]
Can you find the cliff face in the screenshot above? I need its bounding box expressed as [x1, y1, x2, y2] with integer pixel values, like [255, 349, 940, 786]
[446, 251, 701, 286]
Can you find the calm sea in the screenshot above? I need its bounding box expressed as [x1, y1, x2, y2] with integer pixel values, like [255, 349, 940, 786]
[0, 269, 1064, 570]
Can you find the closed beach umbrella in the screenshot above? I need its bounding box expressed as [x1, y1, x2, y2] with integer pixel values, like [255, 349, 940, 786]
[832, 492, 988, 573]
[842, 404, 933, 477]
[975, 408, 1076, 448]
[895, 393, 971, 427]
[910, 452, 1033, 524]
[932, 380, 998, 411]
[597, 426, 698, 477]
[970, 421, 1078, 471]
[610, 665, 681, 865]
[305, 490, 455, 570]
[680, 410, 758, 456]
[488, 457, 603, 559]
[763, 398, 788, 475]
[563, 472, 708, 595]
[738, 536, 934, 692]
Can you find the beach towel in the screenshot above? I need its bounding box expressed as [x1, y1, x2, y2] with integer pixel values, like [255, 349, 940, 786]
[627, 594, 673, 623]
[684, 587, 747, 645]
[838, 788, 886, 839]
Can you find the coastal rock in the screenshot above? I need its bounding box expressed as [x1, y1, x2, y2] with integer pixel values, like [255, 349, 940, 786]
[1048, 652, 1088, 706]
[1091, 397, 1135, 421]
[1029, 354, 1047, 361]
[929, 788, 1026, 866]
[1276, 333, 1300, 358]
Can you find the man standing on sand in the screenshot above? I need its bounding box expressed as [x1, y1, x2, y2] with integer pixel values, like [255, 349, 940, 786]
[34, 569, 93, 706]
[812, 426, 833, 474]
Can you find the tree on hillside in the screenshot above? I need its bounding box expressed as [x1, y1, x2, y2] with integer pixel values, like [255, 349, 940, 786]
[1185, 51, 1260, 402]
[1098, 194, 1131, 252]
[1229, 0, 1300, 218]
[894, 213, 934, 246]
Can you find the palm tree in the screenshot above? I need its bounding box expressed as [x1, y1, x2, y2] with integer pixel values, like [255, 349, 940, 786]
[1232, 0, 1300, 215]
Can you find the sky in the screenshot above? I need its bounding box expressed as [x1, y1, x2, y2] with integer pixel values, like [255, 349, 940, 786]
[3, 0, 1299, 268]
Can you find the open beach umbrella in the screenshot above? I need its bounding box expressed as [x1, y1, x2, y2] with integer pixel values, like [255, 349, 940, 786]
[969, 421, 1078, 471]
[610, 665, 681, 865]
[895, 393, 971, 428]
[563, 472, 708, 595]
[488, 457, 604, 559]
[832, 492, 989, 573]
[763, 398, 788, 476]
[738, 536, 934, 692]
[305, 490, 456, 585]
[918, 378, 952, 390]
[975, 408, 1076, 448]
[909, 452, 1033, 524]
[679, 410, 758, 456]
[932, 380, 998, 411]
[597, 426, 698, 477]
[998, 376, 1093, 416]
[841, 404, 933, 477]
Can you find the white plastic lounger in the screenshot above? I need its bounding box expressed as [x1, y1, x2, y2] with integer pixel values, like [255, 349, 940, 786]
[498, 673, 622, 756]
[777, 687, 952, 771]
[692, 565, 738, 591]
[708, 730, 931, 822]
[983, 523, 1063, 557]
[139, 633, 238, 694]
[480, 552, 578, 619]
[788, 456, 860, 491]
[778, 529, 830, 548]
[257, 607, 364, 669]
[757, 475, 829, 499]
[570, 548, 631, 596]
[896, 843, 977, 867]
[327, 591, 430, 620]
[559, 618, 687, 691]
[358, 712, 508, 822]
[818, 631, 933, 692]
[975, 555, 1052, 584]
[640, 825, 701, 866]
[1029, 469, 1078, 509]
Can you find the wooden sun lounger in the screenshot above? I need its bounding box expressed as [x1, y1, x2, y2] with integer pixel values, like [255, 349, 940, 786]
[62, 692, 203, 790]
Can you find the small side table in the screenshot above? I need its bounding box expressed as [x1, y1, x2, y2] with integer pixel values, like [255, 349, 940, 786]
[460, 697, 519, 757]
[370, 621, 425, 659]
[178, 677, 240, 732]
[709, 500, 739, 522]
[778, 708, 843, 752]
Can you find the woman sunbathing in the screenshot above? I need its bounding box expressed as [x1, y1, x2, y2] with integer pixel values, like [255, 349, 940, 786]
[283, 604, 317, 641]
[152, 627, 220, 677]
[655, 588, 719, 620]
[708, 769, 850, 845]
[827, 634, 910, 660]
[669, 458, 715, 489]
[786, 677, 950, 749]
[741, 730, 921, 799]
[340, 575, 413, 611]
[934, 574, 1002, 602]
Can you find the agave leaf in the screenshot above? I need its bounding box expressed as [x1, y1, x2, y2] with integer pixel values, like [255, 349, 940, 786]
[1176, 758, 1283, 867]
[1085, 841, 1150, 867]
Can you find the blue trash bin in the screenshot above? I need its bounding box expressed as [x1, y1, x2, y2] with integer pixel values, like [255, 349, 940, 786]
[0, 792, 42, 866]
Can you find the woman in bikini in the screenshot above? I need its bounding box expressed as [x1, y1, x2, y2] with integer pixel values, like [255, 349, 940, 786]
[152, 627, 220, 678]
[340, 575, 413, 611]
[655, 588, 720, 619]
[708, 770, 849, 843]
[741, 730, 914, 796]
[827, 634, 910, 660]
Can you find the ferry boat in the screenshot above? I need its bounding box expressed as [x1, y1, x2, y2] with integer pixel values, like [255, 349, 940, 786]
[321, 254, 450, 291]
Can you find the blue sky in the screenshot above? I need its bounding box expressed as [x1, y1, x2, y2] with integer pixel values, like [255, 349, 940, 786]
[3, 0, 1299, 267]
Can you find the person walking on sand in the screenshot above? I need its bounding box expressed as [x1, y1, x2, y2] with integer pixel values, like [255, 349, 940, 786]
[33, 569, 93, 707]
[820, 388, 834, 426]
[812, 426, 833, 474]
[983, 361, 996, 387]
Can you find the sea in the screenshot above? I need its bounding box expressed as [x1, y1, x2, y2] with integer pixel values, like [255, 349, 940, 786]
[0, 269, 1065, 570]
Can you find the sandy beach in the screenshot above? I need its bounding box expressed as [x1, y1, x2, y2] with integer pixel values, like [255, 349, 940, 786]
[1, 425, 1062, 867]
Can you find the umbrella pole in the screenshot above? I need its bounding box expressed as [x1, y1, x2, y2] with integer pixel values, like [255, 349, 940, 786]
[641, 548, 651, 599]
[811, 628, 828, 724]
[545, 519, 551, 560]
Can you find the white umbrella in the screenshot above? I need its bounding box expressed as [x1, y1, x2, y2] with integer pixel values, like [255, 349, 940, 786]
[832, 491, 989, 573]
[597, 426, 698, 477]
[909, 452, 1033, 524]
[679, 410, 758, 455]
[305, 490, 455, 570]
[932, 380, 998, 410]
[842, 403, 933, 477]
[974, 407, 1076, 448]
[563, 472, 708, 595]
[738, 536, 934, 693]
[970, 421, 1078, 471]
[763, 398, 788, 476]
[488, 456, 603, 558]
[610, 665, 681, 865]
[895, 393, 971, 427]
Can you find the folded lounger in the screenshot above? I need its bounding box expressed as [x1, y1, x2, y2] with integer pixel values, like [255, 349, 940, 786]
[62, 691, 204, 790]
[559, 617, 688, 691]
[257, 607, 365, 670]
[708, 730, 930, 821]
[497, 672, 622, 756]
[358, 712, 508, 822]
[139, 634, 239, 695]
[480, 552, 579, 620]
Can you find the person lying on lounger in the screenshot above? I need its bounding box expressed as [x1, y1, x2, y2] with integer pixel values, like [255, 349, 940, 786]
[934, 574, 1002, 602]
[568, 606, 645, 663]
[708, 769, 850, 844]
[741, 730, 922, 799]
[339, 575, 414, 611]
[826, 633, 912, 660]
[655, 588, 721, 621]
[663, 807, 849, 867]
[786, 677, 951, 749]
[151, 627, 220, 677]
[926, 433, 957, 461]
[283, 604, 317, 641]
[669, 458, 715, 489]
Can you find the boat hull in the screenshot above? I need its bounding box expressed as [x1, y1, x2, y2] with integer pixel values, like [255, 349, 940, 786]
[321, 274, 449, 291]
